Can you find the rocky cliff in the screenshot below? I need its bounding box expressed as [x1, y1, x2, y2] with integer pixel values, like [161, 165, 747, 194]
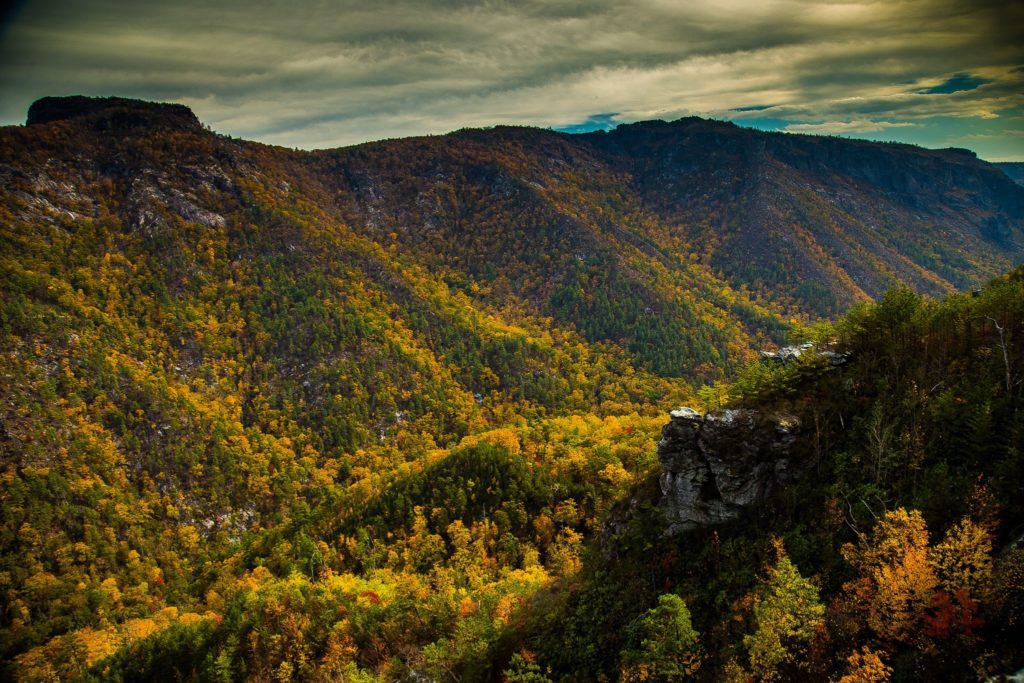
[658, 407, 808, 533]
[26, 95, 202, 132]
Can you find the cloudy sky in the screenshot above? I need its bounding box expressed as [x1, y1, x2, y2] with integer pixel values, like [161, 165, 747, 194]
[1, 0, 1022, 160]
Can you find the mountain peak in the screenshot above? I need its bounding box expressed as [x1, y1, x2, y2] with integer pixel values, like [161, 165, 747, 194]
[26, 95, 201, 132]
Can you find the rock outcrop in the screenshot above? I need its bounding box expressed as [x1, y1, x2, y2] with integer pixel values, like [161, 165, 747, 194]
[26, 96, 201, 132]
[759, 342, 850, 366]
[758, 342, 814, 363]
[658, 407, 808, 533]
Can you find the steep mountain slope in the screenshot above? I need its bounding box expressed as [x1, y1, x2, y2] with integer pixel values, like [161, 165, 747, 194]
[584, 119, 1024, 315]
[299, 117, 1024, 349]
[308, 125, 790, 377]
[2, 96, 1023, 680]
[5, 97, 1022, 379]
[2, 97, 698, 521]
[0, 97, 696, 673]
[538, 269, 1024, 682]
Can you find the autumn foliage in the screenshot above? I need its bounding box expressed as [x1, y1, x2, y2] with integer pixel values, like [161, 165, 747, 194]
[1, 101, 1023, 681]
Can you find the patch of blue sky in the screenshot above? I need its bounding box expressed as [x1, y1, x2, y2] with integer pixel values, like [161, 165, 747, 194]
[729, 117, 789, 131]
[556, 113, 620, 134]
[918, 73, 991, 95]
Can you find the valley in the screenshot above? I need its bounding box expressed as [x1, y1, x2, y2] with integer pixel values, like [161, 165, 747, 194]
[1, 96, 1022, 681]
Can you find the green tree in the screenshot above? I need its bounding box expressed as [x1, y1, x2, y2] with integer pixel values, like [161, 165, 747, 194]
[503, 652, 554, 683]
[622, 593, 702, 681]
[744, 539, 825, 682]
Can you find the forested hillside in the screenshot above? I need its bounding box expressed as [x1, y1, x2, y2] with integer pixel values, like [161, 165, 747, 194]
[586, 119, 1023, 315]
[1, 97, 1022, 681]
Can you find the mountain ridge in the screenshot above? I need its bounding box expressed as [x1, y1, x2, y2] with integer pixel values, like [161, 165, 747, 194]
[3, 95, 1024, 681]
[6, 95, 1022, 374]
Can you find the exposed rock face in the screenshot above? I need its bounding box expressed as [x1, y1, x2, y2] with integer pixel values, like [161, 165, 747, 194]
[27, 96, 201, 132]
[658, 407, 807, 533]
[759, 342, 850, 366]
[759, 342, 814, 363]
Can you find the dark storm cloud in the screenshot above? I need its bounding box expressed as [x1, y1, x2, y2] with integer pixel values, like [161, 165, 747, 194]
[0, 0, 1021, 157]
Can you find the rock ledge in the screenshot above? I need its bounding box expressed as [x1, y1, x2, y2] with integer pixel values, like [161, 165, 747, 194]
[659, 406, 808, 533]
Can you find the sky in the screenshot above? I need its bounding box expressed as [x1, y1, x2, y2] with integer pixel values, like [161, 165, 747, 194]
[1, 0, 1022, 160]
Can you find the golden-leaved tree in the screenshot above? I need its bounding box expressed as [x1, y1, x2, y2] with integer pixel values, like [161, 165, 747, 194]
[841, 508, 937, 645]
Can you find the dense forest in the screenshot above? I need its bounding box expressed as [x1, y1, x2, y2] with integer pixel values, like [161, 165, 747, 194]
[1, 97, 1022, 681]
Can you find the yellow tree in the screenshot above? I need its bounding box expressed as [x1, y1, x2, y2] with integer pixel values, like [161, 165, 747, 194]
[838, 647, 892, 683]
[841, 508, 938, 644]
[929, 517, 993, 596]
